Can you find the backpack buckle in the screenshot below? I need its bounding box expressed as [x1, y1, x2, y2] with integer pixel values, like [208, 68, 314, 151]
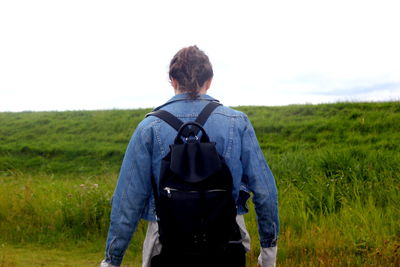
[185, 135, 199, 143]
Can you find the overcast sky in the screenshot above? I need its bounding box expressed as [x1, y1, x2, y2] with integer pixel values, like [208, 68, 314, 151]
[0, 0, 399, 112]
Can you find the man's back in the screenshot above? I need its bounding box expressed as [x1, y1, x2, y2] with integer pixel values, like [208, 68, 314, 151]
[101, 46, 278, 267]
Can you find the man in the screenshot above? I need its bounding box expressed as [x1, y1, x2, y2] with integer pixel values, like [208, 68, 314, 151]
[101, 46, 279, 267]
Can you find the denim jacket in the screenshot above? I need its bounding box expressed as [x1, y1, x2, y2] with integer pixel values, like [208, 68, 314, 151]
[104, 93, 279, 266]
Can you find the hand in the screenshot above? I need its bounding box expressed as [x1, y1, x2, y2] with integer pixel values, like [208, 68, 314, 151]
[100, 260, 119, 267]
[257, 246, 277, 267]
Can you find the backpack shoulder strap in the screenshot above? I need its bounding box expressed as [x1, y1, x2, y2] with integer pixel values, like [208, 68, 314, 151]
[193, 101, 222, 135]
[146, 110, 184, 131]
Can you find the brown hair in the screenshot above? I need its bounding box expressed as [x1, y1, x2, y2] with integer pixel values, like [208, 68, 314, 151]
[169, 46, 213, 99]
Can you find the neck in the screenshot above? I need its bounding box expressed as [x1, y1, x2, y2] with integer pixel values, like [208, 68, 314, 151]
[175, 88, 208, 95]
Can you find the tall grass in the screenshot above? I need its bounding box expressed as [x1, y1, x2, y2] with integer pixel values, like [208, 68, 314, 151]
[1, 101, 399, 266]
[0, 174, 113, 244]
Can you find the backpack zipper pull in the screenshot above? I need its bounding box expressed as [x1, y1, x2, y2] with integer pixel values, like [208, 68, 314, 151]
[164, 187, 172, 197]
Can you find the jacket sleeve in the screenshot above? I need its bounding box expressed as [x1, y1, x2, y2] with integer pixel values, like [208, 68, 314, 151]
[241, 115, 279, 248]
[104, 123, 153, 266]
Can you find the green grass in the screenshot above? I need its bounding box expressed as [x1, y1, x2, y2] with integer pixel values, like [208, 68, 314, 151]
[1, 101, 400, 266]
[0, 242, 112, 267]
[0, 109, 150, 175]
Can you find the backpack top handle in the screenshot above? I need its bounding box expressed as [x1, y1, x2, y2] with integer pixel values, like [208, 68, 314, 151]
[174, 121, 210, 144]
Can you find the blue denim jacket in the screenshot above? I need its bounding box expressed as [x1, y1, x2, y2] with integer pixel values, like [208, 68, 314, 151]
[104, 93, 279, 266]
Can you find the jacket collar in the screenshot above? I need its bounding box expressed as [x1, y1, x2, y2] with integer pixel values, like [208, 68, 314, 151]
[153, 93, 219, 111]
[166, 93, 217, 103]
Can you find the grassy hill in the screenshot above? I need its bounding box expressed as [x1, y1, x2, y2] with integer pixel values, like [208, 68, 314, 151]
[1, 102, 399, 176]
[0, 101, 399, 266]
[0, 109, 150, 175]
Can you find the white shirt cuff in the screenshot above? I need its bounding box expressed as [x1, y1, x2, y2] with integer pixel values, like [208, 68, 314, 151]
[257, 246, 277, 267]
[100, 260, 119, 267]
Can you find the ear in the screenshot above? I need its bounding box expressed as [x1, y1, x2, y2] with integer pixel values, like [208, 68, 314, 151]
[204, 78, 212, 91]
[171, 78, 179, 90]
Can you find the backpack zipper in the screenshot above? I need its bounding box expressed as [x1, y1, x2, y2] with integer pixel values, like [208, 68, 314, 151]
[163, 187, 226, 197]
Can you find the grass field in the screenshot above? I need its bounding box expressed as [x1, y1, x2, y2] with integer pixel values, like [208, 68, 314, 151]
[1, 101, 399, 266]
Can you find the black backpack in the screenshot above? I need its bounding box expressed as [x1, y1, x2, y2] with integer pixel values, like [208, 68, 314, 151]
[146, 101, 241, 256]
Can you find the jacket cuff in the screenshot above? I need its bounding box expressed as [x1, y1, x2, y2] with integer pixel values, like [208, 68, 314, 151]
[104, 255, 123, 267]
[101, 259, 120, 267]
[260, 239, 278, 248]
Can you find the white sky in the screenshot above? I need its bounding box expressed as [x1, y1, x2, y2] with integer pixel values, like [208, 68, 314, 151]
[0, 0, 399, 111]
